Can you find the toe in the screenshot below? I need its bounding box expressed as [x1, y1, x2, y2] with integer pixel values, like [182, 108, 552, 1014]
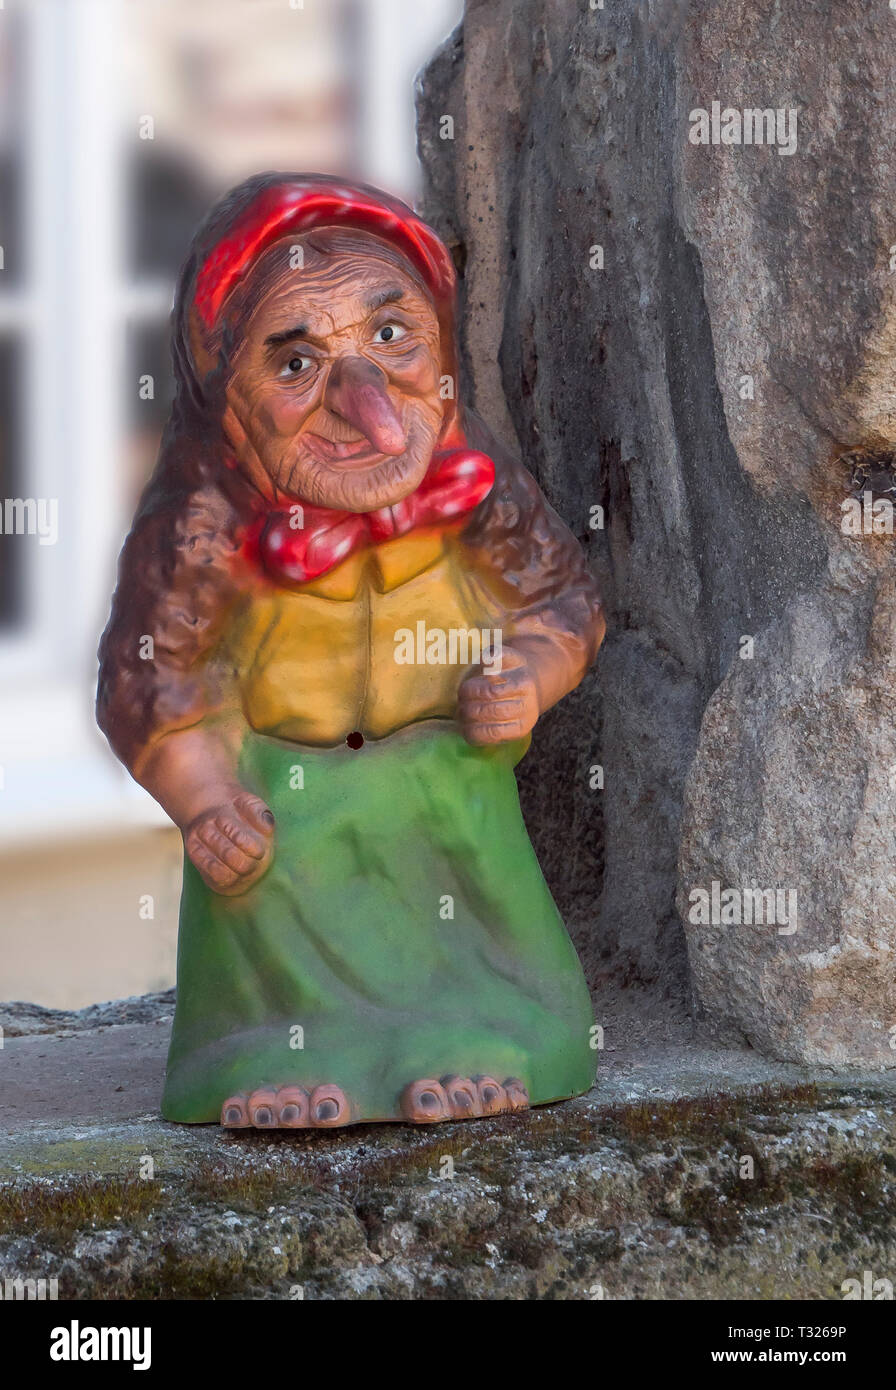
[276, 1085, 311, 1127]
[400, 1079, 451, 1123]
[248, 1088, 280, 1127]
[503, 1077, 530, 1111]
[473, 1075, 507, 1116]
[221, 1095, 250, 1128]
[309, 1084, 352, 1127]
[441, 1074, 482, 1119]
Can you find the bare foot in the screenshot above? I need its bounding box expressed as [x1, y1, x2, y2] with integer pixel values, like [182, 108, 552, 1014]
[400, 1074, 529, 1123]
[220, 1083, 352, 1129]
[474, 1075, 508, 1116]
[277, 1085, 310, 1127]
[503, 1077, 530, 1111]
[441, 1074, 481, 1118]
[399, 1079, 451, 1123]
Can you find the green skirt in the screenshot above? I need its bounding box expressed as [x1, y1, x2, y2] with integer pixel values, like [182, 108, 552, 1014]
[162, 722, 595, 1122]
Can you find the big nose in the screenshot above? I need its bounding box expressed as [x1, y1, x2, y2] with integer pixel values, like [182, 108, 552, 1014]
[324, 356, 407, 456]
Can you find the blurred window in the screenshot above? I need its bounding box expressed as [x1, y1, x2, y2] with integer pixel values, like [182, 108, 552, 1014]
[0, 0, 461, 851]
[0, 13, 26, 630]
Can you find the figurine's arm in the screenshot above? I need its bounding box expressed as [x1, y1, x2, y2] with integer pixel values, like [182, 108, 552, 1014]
[457, 410, 605, 745]
[97, 483, 274, 895]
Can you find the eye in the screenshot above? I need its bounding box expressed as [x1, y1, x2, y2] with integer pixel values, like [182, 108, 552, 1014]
[279, 353, 314, 379]
[373, 323, 406, 344]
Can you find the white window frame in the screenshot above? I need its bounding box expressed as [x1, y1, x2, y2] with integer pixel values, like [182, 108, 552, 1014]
[0, 0, 463, 847]
[0, 0, 168, 844]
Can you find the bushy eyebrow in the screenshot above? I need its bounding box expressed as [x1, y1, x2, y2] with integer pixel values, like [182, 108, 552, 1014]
[264, 324, 312, 349]
[364, 287, 404, 312]
[263, 287, 406, 351]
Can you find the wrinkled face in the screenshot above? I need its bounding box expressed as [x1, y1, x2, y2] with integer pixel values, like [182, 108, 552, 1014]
[222, 234, 444, 511]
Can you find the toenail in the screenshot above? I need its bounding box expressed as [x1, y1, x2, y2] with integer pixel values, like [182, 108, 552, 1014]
[255, 1106, 273, 1125]
[281, 1104, 299, 1123]
[316, 1099, 338, 1121]
[420, 1091, 439, 1109]
[224, 1107, 242, 1124]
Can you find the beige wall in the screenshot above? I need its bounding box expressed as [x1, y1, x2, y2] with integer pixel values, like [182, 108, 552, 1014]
[0, 827, 181, 1009]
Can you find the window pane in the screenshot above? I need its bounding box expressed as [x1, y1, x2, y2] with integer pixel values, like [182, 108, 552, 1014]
[125, 319, 173, 498]
[0, 335, 25, 628]
[127, 148, 211, 283]
[0, 12, 26, 286]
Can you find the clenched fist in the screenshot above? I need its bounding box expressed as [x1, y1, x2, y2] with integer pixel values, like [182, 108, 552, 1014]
[184, 790, 275, 896]
[457, 646, 540, 746]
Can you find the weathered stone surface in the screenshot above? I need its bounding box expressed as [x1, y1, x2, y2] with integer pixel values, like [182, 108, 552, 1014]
[0, 989, 175, 1039]
[4, 998, 894, 1298]
[2, 1080, 894, 1300]
[416, 0, 896, 1061]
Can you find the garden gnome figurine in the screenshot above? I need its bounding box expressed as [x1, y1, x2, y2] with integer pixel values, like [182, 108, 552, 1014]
[97, 174, 606, 1128]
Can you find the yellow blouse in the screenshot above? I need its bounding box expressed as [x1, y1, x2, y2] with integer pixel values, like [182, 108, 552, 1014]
[224, 526, 497, 746]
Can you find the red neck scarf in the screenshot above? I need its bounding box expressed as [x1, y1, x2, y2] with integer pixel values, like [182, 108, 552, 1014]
[251, 448, 494, 588]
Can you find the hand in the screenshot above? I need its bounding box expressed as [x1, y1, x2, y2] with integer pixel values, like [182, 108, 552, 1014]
[457, 646, 540, 746]
[184, 790, 275, 896]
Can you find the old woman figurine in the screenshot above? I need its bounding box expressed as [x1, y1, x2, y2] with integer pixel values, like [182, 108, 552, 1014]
[98, 174, 604, 1128]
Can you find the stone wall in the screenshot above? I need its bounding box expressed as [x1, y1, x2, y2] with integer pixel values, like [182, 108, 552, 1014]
[416, 0, 896, 1063]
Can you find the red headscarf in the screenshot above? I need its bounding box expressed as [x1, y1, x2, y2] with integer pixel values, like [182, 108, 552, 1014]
[181, 174, 493, 585]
